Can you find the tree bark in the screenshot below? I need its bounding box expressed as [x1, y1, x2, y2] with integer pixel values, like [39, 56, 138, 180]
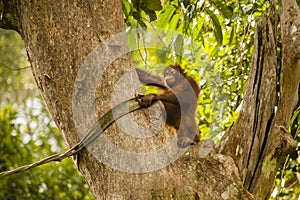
[219, 0, 299, 198]
[0, 0, 299, 199]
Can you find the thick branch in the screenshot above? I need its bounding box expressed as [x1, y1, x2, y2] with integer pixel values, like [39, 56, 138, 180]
[218, 1, 299, 199]
[249, 0, 300, 198]
[278, 0, 300, 124]
[218, 15, 277, 184]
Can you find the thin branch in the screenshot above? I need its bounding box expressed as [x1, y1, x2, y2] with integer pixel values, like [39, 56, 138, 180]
[0, 97, 145, 178]
[1, 63, 30, 71]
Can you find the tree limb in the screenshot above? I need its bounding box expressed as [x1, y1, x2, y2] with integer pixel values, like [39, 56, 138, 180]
[0, 97, 143, 178]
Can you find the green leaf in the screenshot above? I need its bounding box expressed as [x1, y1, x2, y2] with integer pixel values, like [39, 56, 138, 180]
[204, 8, 223, 45]
[210, 0, 233, 19]
[146, 0, 162, 11]
[229, 25, 235, 45]
[290, 110, 300, 126]
[169, 13, 180, 30]
[146, 10, 157, 21]
[121, 0, 131, 18]
[177, 20, 189, 34]
[174, 34, 184, 57]
[192, 17, 203, 42]
[132, 11, 141, 21]
[156, 6, 176, 28]
[138, 20, 147, 29]
[230, 81, 237, 91]
[132, 0, 140, 10]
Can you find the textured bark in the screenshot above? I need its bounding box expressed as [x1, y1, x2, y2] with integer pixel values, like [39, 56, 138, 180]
[0, 0, 299, 199]
[219, 0, 299, 199]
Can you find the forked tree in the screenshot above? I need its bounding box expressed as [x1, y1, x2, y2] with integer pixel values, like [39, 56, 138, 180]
[0, 0, 299, 199]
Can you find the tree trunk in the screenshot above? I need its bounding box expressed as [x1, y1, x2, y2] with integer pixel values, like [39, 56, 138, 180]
[219, 0, 299, 198]
[0, 0, 299, 199]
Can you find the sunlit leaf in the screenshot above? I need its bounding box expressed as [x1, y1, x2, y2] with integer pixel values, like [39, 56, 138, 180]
[169, 13, 180, 30]
[156, 6, 176, 28]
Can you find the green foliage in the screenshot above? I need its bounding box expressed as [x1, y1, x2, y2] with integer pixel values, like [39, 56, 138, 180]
[0, 29, 93, 200]
[0, 105, 93, 200]
[122, 0, 163, 28]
